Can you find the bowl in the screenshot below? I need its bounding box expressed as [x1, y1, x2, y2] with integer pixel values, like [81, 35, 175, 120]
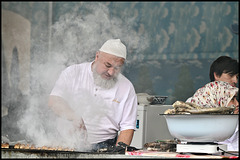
[150, 96, 168, 105]
[137, 93, 168, 105]
[163, 114, 238, 142]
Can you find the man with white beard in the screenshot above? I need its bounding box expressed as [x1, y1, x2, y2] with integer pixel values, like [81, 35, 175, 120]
[48, 39, 138, 151]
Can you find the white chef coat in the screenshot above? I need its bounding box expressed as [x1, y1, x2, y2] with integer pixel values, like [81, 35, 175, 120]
[50, 61, 138, 144]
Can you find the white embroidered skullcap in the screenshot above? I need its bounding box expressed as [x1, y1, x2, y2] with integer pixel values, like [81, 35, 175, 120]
[99, 39, 127, 59]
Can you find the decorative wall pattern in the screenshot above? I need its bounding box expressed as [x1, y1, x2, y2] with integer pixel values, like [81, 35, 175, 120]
[2, 9, 31, 95]
[2, 2, 239, 106]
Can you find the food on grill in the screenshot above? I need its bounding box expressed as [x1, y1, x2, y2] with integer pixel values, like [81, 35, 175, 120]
[11, 143, 74, 151]
[41, 146, 48, 150]
[13, 143, 32, 149]
[34, 145, 74, 151]
[48, 147, 56, 151]
[63, 147, 74, 151]
[1, 143, 9, 148]
[14, 143, 21, 149]
[30, 145, 36, 150]
[144, 139, 179, 152]
[164, 101, 236, 114]
[19, 143, 30, 149]
[2, 142, 74, 151]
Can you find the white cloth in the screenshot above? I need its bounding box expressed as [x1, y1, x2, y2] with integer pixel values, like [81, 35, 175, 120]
[186, 81, 238, 108]
[218, 122, 239, 151]
[50, 62, 137, 144]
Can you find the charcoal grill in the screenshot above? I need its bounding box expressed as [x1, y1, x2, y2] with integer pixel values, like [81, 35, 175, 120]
[1, 147, 126, 158]
[1, 143, 139, 158]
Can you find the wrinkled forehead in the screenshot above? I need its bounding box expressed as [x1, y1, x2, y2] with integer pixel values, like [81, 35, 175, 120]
[98, 51, 125, 65]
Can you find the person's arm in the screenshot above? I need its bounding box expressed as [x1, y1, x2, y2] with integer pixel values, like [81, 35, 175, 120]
[48, 95, 86, 130]
[116, 129, 134, 146]
[48, 95, 78, 121]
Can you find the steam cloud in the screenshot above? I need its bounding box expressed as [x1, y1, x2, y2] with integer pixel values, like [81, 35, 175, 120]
[16, 3, 149, 151]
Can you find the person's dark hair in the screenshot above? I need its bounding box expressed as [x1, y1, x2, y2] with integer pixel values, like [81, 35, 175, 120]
[209, 56, 239, 82]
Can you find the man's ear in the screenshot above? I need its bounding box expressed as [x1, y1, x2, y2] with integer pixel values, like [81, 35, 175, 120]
[95, 51, 100, 61]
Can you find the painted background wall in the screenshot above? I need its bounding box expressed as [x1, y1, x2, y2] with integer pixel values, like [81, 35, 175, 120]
[2, 1, 238, 101]
[1, 1, 239, 140]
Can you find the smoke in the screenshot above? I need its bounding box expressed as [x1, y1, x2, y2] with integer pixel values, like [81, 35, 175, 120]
[49, 3, 150, 65]
[16, 2, 149, 151]
[17, 90, 109, 151]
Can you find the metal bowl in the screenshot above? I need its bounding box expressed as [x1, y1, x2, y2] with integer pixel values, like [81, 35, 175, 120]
[163, 114, 238, 142]
[150, 96, 168, 105]
[137, 93, 168, 105]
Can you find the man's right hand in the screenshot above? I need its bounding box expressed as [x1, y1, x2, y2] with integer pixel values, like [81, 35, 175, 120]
[72, 118, 88, 141]
[49, 95, 89, 145]
[73, 118, 87, 130]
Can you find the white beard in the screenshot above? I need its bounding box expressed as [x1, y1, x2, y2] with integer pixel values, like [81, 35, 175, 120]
[92, 68, 118, 89]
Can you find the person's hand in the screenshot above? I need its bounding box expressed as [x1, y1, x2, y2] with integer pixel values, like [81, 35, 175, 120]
[71, 118, 88, 142]
[73, 118, 87, 130]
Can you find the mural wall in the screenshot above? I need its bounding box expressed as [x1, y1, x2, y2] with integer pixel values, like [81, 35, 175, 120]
[1, 1, 239, 113]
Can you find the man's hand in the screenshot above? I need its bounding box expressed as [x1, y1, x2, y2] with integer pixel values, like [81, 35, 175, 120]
[72, 118, 88, 141]
[73, 118, 86, 130]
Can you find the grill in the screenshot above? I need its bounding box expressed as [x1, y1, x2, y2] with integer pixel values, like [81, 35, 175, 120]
[1, 142, 139, 159]
[1, 148, 126, 158]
